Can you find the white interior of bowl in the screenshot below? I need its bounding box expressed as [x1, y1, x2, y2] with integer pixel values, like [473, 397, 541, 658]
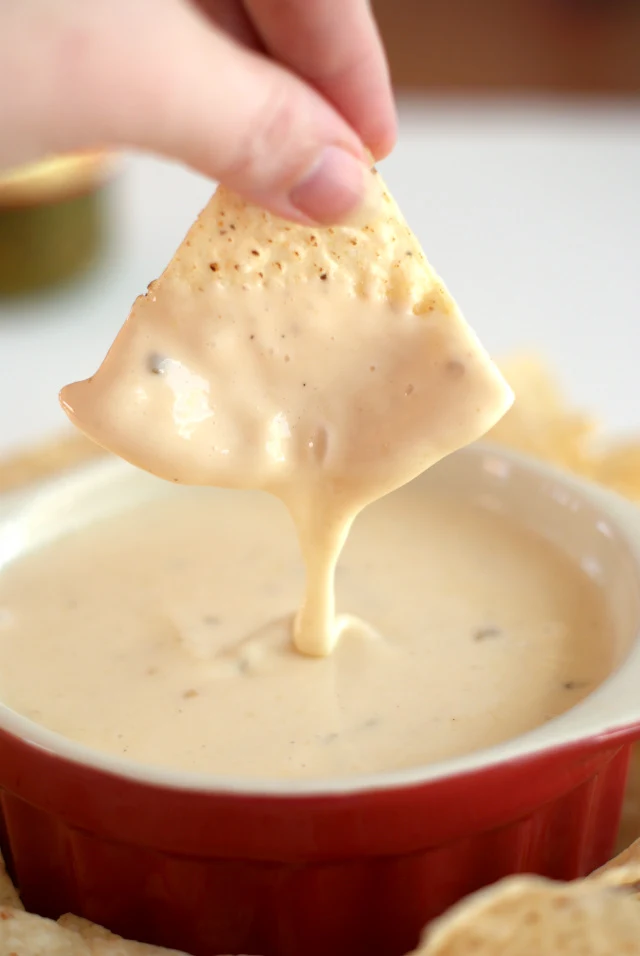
[0, 443, 638, 796]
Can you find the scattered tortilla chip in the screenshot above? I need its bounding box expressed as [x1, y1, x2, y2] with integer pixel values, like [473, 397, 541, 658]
[491, 354, 640, 505]
[488, 355, 597, 475]
[590, 864, 640, 901]
[617, 745, 640, 853]
[0, 432, 106, 494]
[415, 875, 640, 955]
[58, 913, 119, 941]
[0, 905, 188, 954]
[591, 834, 640, 902]
[592, 836, 640, 884]
[59, 912, 188, 952]
[0, 852, 21, 911]
[593, 442, 640, 502]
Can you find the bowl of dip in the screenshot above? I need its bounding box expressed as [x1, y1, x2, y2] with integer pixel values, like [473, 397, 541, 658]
[0, 442, 637, 956]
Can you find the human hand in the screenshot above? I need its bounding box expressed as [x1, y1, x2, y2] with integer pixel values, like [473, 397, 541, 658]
[1, 0, 396, 223]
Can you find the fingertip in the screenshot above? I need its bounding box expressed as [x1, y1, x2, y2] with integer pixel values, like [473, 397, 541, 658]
[288, 145, 368, 224]
[331, 65, 398, 163]
[367, 112, 398, 161]
[354, 74, 398, 161]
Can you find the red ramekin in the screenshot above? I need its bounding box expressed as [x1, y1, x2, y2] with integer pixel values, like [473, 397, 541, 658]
[0, 444, 638, 956]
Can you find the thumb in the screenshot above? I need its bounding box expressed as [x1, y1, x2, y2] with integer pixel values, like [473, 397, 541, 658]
[9, 0, 370, 224]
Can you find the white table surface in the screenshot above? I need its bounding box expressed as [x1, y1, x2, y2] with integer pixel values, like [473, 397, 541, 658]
[1, 97, 639, 456]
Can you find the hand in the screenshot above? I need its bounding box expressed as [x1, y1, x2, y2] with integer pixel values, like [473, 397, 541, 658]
[1, 0, 397, 223]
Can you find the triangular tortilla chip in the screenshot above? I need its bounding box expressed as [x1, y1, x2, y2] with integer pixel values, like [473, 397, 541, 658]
[61, 169, 512, 498]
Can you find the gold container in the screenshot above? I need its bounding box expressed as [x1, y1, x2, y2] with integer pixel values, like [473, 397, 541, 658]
[0, 152, 114, 295]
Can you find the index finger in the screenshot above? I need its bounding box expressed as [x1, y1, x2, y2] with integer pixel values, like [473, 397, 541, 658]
[244, 0, 397, 160]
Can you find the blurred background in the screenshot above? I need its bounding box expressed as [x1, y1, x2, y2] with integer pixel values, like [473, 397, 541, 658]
[1, 0, 639, 454]
[375, 0, 640, 93]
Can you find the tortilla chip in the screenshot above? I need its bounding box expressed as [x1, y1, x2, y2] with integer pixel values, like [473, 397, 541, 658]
[58, 913, 118, 940]
[491, 354, 640, 503]
[592, 836, 640, 884]
[148, 170, 454, 309]
[59, 912, 186, 952]
[415, 875, 640, 954]
[0, 432, 106, 494]
[618, 751, 640, 852]
[590, 864, 640, 901]
[488, 355, 596, 475]
[593, 442, 640, 502]
[61, 170, 512, 489]
[0, 905, 188, 954]
[0, 852, 21, 911]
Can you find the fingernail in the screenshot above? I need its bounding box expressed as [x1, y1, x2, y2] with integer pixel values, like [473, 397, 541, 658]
[289, 146, 367, 225]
